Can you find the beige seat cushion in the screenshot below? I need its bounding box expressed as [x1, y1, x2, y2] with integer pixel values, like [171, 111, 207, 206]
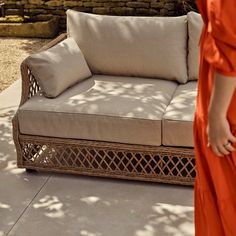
[25, 37, 92, 98]
[162, 81, 197, 147]
[18, 75, 178, 146]
[67, 10, 188, 84]
[187, 11, 203, 80]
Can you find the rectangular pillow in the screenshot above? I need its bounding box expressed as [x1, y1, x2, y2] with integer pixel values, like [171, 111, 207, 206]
[67, 9, 188, 84]
[187, 11, 203, 80]
[25, 37, 92, 98]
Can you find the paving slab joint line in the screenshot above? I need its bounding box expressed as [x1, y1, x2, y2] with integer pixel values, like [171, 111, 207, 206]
[5, 175, 52, 236]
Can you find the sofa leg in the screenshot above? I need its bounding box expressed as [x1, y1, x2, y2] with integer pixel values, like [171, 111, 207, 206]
[25, 168, 37, 173]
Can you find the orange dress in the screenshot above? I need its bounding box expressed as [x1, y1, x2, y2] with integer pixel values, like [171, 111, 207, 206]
[194, 0, 236, 235]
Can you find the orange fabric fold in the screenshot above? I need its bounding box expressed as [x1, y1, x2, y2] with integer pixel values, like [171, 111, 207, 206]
[202, 0, 236, 76]
[194, 0, 236, 235]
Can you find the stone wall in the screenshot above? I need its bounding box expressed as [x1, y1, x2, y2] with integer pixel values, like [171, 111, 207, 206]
[2, 0, 198, 31]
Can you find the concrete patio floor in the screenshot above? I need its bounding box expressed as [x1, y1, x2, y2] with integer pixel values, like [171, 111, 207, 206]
[0, 80, 194, 236]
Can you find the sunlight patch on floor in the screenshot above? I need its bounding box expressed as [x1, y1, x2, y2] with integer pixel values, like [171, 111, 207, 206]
[0, 202, 11, 209]
[4, 160, 25, 174]
[33, 195, 64, 218]
[135, 203, 194, 236]
[80, 229, 102, 236]
[80, 196, 100, 205]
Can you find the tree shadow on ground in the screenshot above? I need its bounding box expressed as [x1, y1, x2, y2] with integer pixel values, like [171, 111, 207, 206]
[19, 175, 194, 236]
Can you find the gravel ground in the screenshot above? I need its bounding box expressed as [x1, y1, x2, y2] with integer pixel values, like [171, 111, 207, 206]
[0, 37, 52, 93]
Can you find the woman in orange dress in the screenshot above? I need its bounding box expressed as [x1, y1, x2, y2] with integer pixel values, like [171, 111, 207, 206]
[194, 0, 236, 235]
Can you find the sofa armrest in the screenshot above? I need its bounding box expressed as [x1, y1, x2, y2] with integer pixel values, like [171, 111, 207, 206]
[36, 32, 68, 53]
[19, 33, 68, 106]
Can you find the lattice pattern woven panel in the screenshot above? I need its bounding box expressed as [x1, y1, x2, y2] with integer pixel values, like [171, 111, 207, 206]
[28, 70, 41, 98]
[19, 138, 196, 185]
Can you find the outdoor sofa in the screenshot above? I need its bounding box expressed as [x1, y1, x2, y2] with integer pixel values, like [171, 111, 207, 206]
[12, 9, 203, 186]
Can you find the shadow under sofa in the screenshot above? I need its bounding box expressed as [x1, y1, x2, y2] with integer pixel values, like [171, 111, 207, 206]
[12, 10, 203, 186]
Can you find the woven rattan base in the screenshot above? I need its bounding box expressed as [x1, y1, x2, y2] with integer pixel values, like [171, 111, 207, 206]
[16, 134, 196, 186]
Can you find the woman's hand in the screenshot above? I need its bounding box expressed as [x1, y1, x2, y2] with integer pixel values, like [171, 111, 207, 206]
[207, 114, 236, 157]
[206, 71, 236, 157]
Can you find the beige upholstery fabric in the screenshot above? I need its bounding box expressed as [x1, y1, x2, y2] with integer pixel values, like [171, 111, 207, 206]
[67, 10, 188, 84]
[187, 11, 203, 80]
[25, 37, 92, 98]
[162, 81, 197, 147]
[18, 75, 178, 146]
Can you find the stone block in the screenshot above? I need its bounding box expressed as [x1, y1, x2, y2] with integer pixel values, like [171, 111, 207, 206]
[110, 0, 129, 2]
[137, 0, 152, 2]
[104, 2, 126, 7]
[4, 0, 18, 3]
[164, 2, 175, 10]
[150, 2, 164, 8]
[5, 4, 17, 9]
[52, 9, 66, 15]
[92, 7, 111, 14]
[69, 6, 92, 12]
[5, 9, 21, 15]
[64, 1, 83, 7]
[83, 2, 104, 7]
[28, 9, 47, 14]
[24, 4, 42, 9]
[167, 10, 175, 16]
[93, 0, 110, 2]
[45, 0, 64, 7]
[33, 13, 54, 21]
[28, 0, 44, 5]
[149, 8, 158, 15]
[126, 2, 149, 8]
[160, 8, 168, 15]
[21, 0, 29, 4]
[135, 8, 150, 15]
[110, 7, 135, 15]
[43, 5, 60, 10]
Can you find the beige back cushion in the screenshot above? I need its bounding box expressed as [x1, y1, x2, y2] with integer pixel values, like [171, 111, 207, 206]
[67, 9, 188, 84]
[187, 11, 203, 80]
[26, 37, 92, 98]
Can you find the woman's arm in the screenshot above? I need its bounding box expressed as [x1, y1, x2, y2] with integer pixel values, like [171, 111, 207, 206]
[207, 71, 236, 156]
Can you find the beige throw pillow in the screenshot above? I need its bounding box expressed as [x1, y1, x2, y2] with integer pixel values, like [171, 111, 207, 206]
[187, 11, 203, 80]
[25, 37, 92, 98]
[67, 9, 188, 84]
